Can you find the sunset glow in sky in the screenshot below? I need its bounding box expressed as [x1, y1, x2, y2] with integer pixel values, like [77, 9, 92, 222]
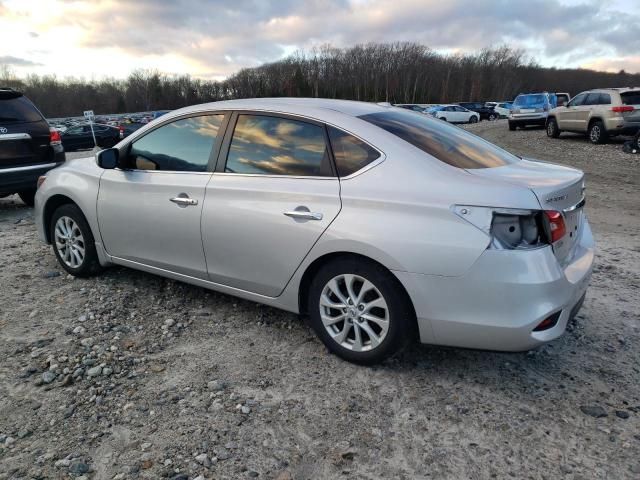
[1, 0, 639, 80]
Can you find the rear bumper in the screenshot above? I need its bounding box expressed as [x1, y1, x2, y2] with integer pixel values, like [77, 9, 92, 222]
[509, 113, 547, 125]
[395, 218, 595, 351]
[0, 152, 65, 195]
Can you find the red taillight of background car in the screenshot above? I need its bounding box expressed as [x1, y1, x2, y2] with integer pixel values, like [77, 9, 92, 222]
[544, 210, 566, 243]
[611, 106, 634, 113]
[118, 126, 124, 138]
[49, 127, 61, 145]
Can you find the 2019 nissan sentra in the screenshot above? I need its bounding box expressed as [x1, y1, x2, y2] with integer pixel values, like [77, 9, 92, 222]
[34, 98, 594, 364]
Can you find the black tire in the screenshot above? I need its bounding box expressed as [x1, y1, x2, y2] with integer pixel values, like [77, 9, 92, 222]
[307, 257, 415, 365]
[18, 189, 36, 207]
[588, 120, 608, 144]
[633, 130, 640, 150]
[508, 122, 517, 131]
[488, 113, 497, 121]
[440, 116, 448, 122]
[50, 203, 103, 277]
[469, 115, 479, 124]
[546, 118, 561, 138]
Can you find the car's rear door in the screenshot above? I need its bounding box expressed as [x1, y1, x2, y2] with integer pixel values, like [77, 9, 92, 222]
[97, 113, 228, 279]
[201, 111, 341, 297]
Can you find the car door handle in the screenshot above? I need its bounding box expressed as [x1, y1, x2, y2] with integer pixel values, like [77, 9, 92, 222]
[170, 196, 198, 207]
[284, 210, 323, 221]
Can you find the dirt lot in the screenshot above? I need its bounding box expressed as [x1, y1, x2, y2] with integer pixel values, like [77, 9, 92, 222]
[1, 121, 639, 480]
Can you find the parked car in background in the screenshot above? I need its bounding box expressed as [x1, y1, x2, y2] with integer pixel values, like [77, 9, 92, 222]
[492, 102, 513, 118]
[555, 92, 570, 106]
[508, 92, 557, 130]
[35, 98, 593, 364]
[458, 102, 498, 121]
[546, 88, 640, 144]
[426, 104, 479, 123]
[0, 88, 65, 206]
[60, 123, 123, 151]
[395, 104, 428, 112]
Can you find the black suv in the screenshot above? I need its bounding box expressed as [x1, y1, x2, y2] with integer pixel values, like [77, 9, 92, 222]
[457, 102, 498, 121]
[0, 88, 65, 205]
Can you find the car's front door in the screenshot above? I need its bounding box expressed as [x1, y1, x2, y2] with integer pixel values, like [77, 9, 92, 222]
[201, 112, 341, 297]
[558, 93, 587, 130]
[97, 113, 228, 279]
[575, 92, 600, 131]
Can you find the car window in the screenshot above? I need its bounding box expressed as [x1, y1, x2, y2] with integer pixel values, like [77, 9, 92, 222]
[584, 93, 602, 106]
[620, 91, 640, 105]
[0, 95, 43, 123]
[455, 106, 466, 112]
[66, 126, 83, 135]
[128, 114, 224, 172]
[360, 109, 519, 169]
[328, 126, 380, 177]
[598, 93, 611, 105]
[225, 114, 332, 176]
[514, 94, 546, 107]
[567, 93, 587, 107]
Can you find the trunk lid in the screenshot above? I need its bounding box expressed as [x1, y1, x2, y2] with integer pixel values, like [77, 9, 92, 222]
[467, 158, 585, 264]
[0, 120, 51, 169]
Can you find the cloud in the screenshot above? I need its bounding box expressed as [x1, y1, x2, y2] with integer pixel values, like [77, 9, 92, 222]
[2, 0, 640, 76]
[0, 55, 42, 67]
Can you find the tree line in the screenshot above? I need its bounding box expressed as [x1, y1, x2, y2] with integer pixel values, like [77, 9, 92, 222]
[1, 43, 639, 118]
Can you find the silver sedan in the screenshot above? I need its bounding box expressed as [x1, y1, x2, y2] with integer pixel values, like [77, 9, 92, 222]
[34, 98, 594, 364]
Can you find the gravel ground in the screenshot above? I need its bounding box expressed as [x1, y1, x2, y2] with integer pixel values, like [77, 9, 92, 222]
[1, 123, 639, 480]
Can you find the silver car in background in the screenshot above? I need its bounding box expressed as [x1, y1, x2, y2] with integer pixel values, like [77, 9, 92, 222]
[34, 98, 594, 364]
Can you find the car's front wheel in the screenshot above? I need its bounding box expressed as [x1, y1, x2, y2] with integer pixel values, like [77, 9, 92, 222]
[308, 257, 414, 364]
[546, 118, 561, 138]
[508, 122, 517, 131]
[488, 113, 497, 121]
[50, 204, 103, 277]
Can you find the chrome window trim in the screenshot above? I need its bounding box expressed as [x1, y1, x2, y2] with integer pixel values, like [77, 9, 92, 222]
[0, 133, 32, 141]
[211, 172, 338, 180]
[0, 162, 56, 173]
[114, 168, 213, 176]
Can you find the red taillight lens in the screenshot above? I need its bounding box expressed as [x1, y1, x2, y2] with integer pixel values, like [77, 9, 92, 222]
[544, 210, 566, 243]
[49, 128, 61, 145]
[118, 126, 124, 138]
[611, 106, 634, 113]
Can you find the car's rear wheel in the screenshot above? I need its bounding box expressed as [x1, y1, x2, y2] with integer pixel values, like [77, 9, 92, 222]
[634, 131, 640, 150]
[469, 115, 479, 124]
[307, 257, 414, 364]
[18, 189, 36, 207]
[546, 118, 561, 138]
[488, 113, 497, 121]
[588, 120, 608, 144]
[50, 204, 102, 277]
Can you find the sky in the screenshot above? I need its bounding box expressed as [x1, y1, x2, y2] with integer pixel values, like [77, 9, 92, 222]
[1, 0, 639, 80]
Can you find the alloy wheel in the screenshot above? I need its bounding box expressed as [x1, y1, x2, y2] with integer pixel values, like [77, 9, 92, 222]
[319, 274, 389, 352]
[54, 216, 85, 268]
[590, 125, 601, 143]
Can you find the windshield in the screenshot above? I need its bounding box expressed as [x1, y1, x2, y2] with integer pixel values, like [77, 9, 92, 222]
[359, 109, 520, 169]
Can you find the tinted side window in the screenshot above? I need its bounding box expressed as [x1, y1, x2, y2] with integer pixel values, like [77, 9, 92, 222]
[328, 127, 380, 177]
[128, 115, 223, 172]
[599, 93, 611, 105]
[0, 96, 43, 124]
[225, 114, 331, 176]
[584, 93, 601, 105]
[360, 110, 519, 169]
[568, 93, 587, 107]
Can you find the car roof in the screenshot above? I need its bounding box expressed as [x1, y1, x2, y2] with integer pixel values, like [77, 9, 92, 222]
[173, 98, 392, 118]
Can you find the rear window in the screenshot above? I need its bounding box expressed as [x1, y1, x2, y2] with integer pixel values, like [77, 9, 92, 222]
[0, 96, 43, 123]
[621, 91, 640, 105]
[514, 94, 548, 107]
[359, 109, 519, 169]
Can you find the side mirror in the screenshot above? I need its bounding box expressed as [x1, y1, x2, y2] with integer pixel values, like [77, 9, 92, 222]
[96, 148, 119, 169]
